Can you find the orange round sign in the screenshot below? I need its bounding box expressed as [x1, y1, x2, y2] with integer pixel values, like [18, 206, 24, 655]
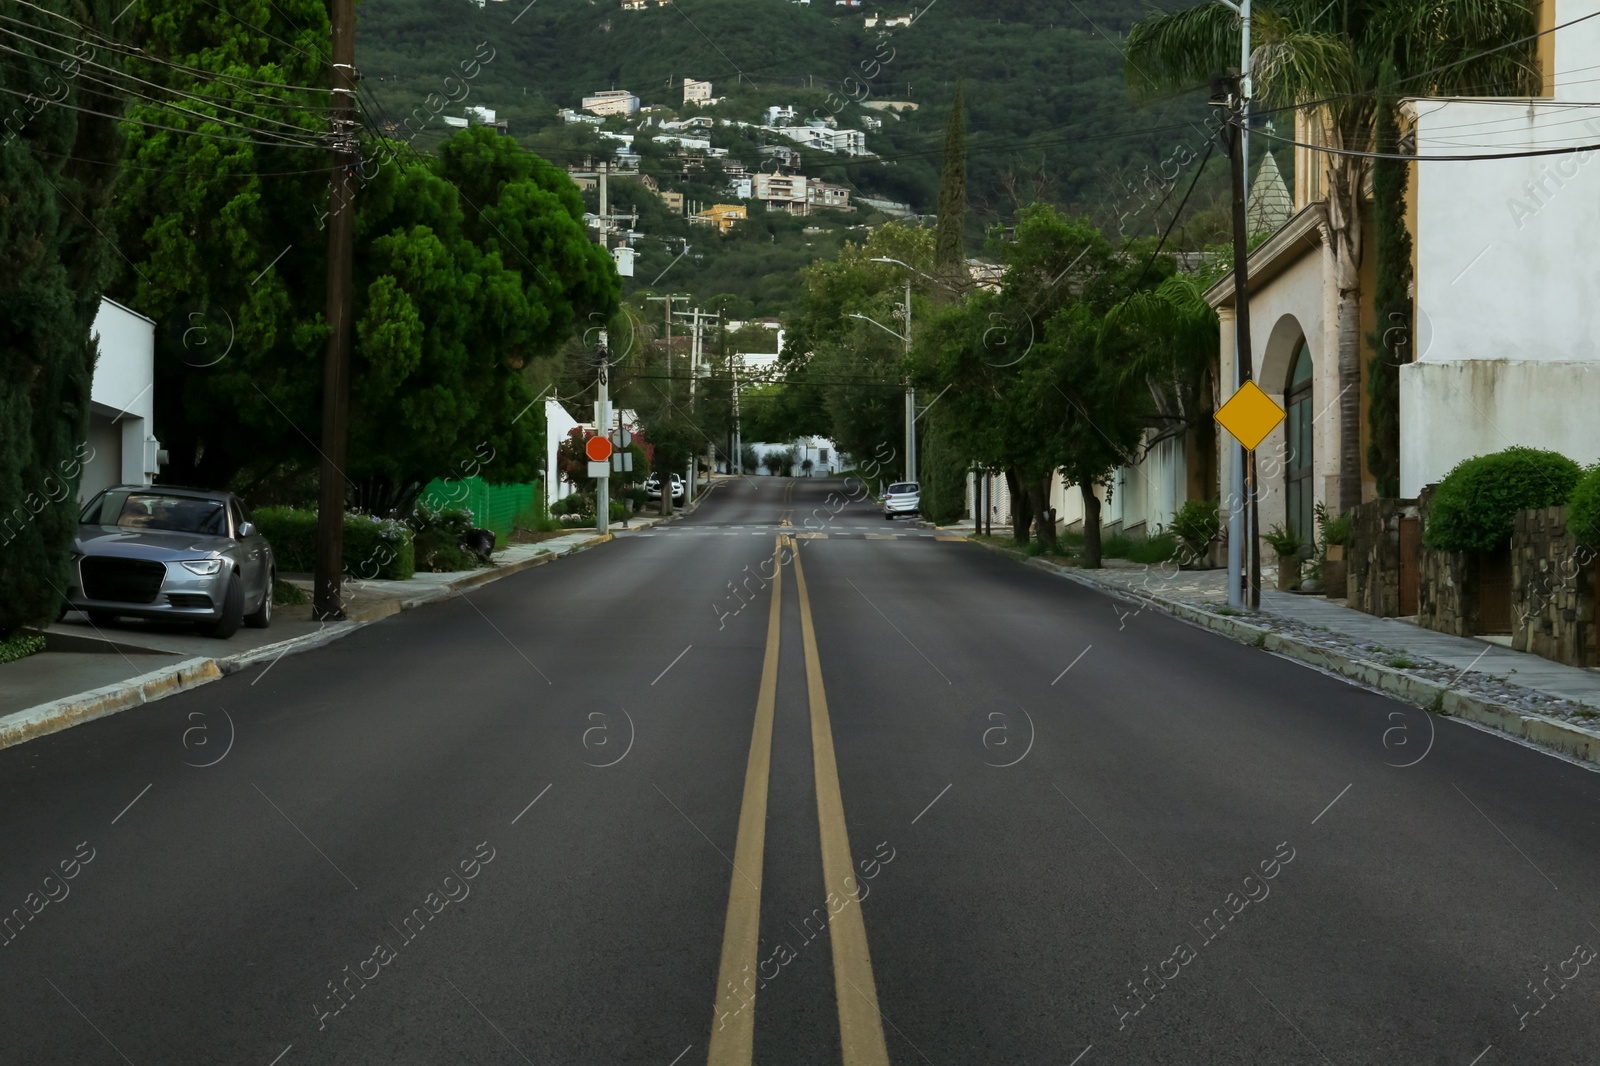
[585, 435, 614, 462]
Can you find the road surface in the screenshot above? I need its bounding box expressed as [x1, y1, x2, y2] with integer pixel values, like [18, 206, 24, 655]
[3, 475, 1599, 1065]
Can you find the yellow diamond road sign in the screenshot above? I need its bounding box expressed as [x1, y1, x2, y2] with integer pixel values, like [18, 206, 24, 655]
[1214, 380, 1286, 451]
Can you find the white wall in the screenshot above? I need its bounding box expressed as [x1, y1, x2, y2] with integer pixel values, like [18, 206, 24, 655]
[1399, 360, 1600, 496]
[82, 297, 159, 500]
[1412, 98, 1600, 365]
[545, 398, 581, 506]
[1401, 13, 1600, 493]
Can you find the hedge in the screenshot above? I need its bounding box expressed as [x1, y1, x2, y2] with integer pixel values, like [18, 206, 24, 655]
[1569, 466, 1600, 546]
[1423, 447, 1582, 553]
[254, 508, 415, 581]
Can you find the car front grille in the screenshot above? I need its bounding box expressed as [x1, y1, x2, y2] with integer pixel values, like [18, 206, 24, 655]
[80, 557, 166, 604]
[166, 593, 213, 609]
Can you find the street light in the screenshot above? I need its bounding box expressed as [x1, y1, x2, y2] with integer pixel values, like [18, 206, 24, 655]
[859, 257, 922, 483]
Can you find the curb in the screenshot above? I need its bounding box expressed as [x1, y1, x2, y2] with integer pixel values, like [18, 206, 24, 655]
[0, 533, 618, 753]
[971, 538, 1600, 769]
[0, 657, 222, 750]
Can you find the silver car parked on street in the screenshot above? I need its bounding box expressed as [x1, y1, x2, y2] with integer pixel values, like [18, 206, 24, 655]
[68, 487, 274, 638]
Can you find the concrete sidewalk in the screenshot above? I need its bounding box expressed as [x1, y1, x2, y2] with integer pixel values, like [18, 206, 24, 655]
[0, 530, 615, 749]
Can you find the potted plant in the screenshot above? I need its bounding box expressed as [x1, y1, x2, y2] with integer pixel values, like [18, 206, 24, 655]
[1169, 499, 1221, 570]
[1263, 523, 1303, 591]
[1314, 502, 1353, 599]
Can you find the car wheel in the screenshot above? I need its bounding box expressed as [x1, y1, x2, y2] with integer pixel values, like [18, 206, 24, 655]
[883, 513, 892, 521]
[87, 610, 118, 627]
[198, 573, 243, 639]
[244, 570, 273, 629]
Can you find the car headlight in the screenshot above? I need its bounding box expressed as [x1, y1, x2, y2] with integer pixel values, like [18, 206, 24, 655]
[180, 559, 224, 575]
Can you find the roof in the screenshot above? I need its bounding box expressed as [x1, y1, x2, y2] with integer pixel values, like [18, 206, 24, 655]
[1204, 201, 1328, 311]
[1245, 152, 1293, 238]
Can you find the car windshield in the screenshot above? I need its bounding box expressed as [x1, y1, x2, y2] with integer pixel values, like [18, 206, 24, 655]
[83, 491, 228, 535]
[888, 483, 918, 494]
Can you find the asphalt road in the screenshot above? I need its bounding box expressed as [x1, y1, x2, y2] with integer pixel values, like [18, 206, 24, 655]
[4, 475, 1600, 1065]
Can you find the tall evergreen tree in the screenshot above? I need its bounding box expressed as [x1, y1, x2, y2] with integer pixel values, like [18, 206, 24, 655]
[0, 0, 127, 635]
[933, 82, 967, 294]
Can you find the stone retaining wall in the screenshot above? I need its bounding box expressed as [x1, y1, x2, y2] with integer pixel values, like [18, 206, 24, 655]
[1512, 507, 1597, 668]
[1347, 498, 1416, 617]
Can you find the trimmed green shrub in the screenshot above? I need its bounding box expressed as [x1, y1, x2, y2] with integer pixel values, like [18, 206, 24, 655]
[1569, 465, 1600, 545]
[1424, 447, 1582, 552]
[254, 508, 415, 580]
[552, 493, 587, 515]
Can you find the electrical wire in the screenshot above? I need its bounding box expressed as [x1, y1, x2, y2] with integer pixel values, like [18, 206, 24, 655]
[0, 41, 328, 144]
[0, 79, 326, 148]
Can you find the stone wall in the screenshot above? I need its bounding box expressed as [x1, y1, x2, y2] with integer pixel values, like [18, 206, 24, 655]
[1347, 498, 1416, 617]
[1511, 507, 1597, 668]
[1415, 486, 1476, 636]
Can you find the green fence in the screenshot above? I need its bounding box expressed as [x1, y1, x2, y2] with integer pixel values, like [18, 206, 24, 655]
[418, 477, 544, 540]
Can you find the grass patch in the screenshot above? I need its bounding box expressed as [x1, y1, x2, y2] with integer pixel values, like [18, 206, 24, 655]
[1102, 532, 1180, 565]
[1387, 656, 1417, 669]
[273, 579, 308, 606]
[1216, 606, 1240, 616]
[0, 632, 47, 665]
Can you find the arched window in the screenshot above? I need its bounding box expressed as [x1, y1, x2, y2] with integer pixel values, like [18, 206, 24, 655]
[1284, 340, 1314, 551]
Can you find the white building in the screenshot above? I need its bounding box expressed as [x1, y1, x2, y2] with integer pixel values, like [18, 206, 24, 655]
[582, 89, 640, 117]
[81, 297, 163, 502]
[545, 398, 581, 508]
[559, 107, 604, 126]
[1399, 0, 1600, 494]
[683, 79, 712, 105]
[768, 125, 869, 156]
[764, 105, 798, 125]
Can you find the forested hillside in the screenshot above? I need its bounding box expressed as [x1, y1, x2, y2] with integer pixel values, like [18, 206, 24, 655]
[358, 0, 1215, 220]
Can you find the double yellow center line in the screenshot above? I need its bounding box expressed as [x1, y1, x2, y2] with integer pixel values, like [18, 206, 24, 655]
[706, 536, 890, 1066]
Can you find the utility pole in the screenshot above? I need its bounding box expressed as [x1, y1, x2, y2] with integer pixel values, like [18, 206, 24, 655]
[1219, 69, 1261, 609]
[1218, 0, 1252, 609]
[313, 0, 359, 621]
[900, 278, 916, 484]
[598, 158, 608, 243]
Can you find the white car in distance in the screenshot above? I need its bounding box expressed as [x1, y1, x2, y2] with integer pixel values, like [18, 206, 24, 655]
[882, 482, 920, 520]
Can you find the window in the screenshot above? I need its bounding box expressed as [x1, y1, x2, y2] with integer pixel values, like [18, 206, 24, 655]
[1284, 341, 1314, 551]
[818, 448, 828, 463]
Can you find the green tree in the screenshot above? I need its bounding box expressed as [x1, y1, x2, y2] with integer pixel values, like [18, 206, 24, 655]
[780, 223, 935, 477]
[0, 0, 127, 635]
[933, 82, 967, 294]
[914, 206, 1166, 556]
[1126, 0, 1536, 513]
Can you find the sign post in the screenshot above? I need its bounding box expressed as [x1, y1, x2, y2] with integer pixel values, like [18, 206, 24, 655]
[592, 333, 611, 535]
[1214, 380, 1285, 610]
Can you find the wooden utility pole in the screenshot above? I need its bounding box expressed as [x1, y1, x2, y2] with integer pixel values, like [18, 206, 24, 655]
[313, 0, 358, 620]
[1220, 70, 1261, 610]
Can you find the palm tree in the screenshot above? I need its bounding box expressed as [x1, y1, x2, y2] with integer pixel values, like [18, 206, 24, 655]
[1126, 0, 1536, 512]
